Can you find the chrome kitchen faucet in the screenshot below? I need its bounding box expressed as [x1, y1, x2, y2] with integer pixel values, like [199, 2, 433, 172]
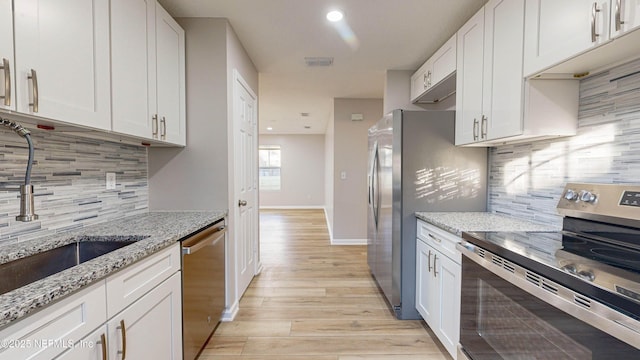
[1, 117, 38, 221]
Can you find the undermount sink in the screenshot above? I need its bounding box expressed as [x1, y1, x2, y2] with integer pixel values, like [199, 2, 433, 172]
[0, 236, 148, 296]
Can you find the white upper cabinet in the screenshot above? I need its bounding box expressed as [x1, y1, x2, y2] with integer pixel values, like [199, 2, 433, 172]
[456, 0, 578, 146]
[111, 0, 185, 146]
[111, 0, 157, 140]
[455, 8, 485, 145]
[411, 34, 456, 104]
[482, 0, 527, 141]
[611, 0, 640, 37]
[0, 0, 15, 112]
[155, 3, 186, 146]
[524, 0, 640, 77]
[13, 0, 111, 130]
[524, 0, 610, 77]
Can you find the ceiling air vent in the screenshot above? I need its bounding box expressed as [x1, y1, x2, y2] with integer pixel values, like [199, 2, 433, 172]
[305, 57, 334, 67]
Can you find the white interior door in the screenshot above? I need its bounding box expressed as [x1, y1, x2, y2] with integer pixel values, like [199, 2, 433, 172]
[233, 70, 258, 299]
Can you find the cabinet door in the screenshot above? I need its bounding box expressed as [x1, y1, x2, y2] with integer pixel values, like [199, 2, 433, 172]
[430, 34, 456, 87]
[108, 272, 182, 360]
[0, 0, 15, 111]
[611, 0, 640, 37]
[415, 240, 435, 324]
[13, 0, 110, 130]
[53, 326, 108, 360]
[434, 252, 461, 359]
[410, 61, 431, 102]
[155, 3, 186, 146]
[482, 0, 525, 141]
[524, 0, 610, 77]
[455, 8, 485, 145]
[111, 0, 156, 139]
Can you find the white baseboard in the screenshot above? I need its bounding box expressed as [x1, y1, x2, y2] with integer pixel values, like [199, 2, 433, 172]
[221, 301, 239, 322]
[331, 238, 367, 245]
[259, 205, 325, 209]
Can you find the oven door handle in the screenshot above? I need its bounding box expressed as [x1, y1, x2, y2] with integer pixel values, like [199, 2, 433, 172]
[182, 225, 226, 255]
[456, 241, 640, 349]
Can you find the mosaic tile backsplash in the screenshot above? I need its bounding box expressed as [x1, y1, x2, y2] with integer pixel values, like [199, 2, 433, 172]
[0, 129, 148, 244]
[489, 58, 640, 227]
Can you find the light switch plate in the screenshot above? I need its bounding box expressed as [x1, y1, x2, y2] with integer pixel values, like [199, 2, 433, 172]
[106, 172, 116, 190]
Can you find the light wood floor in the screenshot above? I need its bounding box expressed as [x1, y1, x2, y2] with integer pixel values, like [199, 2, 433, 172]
[199, 209, 451, 360]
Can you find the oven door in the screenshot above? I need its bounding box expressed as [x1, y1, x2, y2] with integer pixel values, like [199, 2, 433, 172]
[458, 244, 640, 360]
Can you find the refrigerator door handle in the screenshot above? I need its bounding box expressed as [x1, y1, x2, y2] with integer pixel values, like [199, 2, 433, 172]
[372, 144, 380, 227]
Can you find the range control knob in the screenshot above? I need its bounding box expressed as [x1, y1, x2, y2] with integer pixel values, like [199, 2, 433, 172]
[564, 189, 579, 201]
[577, 270, 595, 282]
[561, 264, 578, 274]
[579, 190, 597, 203]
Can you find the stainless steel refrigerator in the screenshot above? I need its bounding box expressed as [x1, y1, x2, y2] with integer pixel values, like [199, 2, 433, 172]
[367, 109, 487, 319]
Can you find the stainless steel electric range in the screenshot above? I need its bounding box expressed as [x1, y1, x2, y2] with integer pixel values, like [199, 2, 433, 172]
[457, 183, 640, 359]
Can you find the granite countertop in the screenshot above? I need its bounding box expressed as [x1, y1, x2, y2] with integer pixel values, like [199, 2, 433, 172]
[415, 211, 560, 236]
[0, 210, 226, 329]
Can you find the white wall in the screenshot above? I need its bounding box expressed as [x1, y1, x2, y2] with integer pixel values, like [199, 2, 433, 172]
[259, 134, 325, 208]
[332, 98, 382, 243]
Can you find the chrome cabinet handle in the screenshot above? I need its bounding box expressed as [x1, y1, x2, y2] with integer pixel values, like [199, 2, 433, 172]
[481, 115, 487, 139]
[160, 116, 166, 140]
[473, 118, 479, 141]
[423, 73, 428, 89]
[427, 70, 432, 87]
[117, 319, 127, 360]
[28, 69, 38, 113]
[615, 0, 625, 31]
[96, 333, 107, 360]
[428, 233, 442, 244]
[152, 114, 158, 138]
[433, 254, 438, 278]
[428, 250, 432, 273]
[1, 58, 10, 106]
[591, 2, 601, 43]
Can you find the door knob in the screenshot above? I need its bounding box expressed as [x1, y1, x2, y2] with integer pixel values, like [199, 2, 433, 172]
[238, 200, 247, 207]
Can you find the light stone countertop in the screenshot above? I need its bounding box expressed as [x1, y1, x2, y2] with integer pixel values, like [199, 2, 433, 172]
[415, 211, 561, 236]
[0, 210, 226, 329]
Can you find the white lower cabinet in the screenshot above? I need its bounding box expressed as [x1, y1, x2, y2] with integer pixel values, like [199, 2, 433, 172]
[108, 272, 182, 360]
[0, 282, 106, 360]
[0, 243, 182, 360]
[54, 326, 108, 360]
[416, 220, 462, 360]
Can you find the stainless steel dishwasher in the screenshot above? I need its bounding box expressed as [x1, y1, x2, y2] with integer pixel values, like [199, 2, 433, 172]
[181, 219, 226, 360]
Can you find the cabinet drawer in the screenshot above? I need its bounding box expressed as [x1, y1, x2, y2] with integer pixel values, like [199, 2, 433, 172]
[106, 243, 180, 318]
[0, 282, 106, 360]
[417, 220, 461, 264]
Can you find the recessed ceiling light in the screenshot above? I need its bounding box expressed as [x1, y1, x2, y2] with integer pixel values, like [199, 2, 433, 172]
[326, 10, 343, 22]
[266, 127, 273, 131]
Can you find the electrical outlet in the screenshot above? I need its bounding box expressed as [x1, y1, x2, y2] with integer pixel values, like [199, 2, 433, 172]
[106, 172, 116, 190]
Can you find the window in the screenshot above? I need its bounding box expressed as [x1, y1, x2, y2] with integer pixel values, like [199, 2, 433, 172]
[259, 145, 281, 190]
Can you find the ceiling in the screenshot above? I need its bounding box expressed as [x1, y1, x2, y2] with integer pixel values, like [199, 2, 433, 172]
[158, 0, 487, 134]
